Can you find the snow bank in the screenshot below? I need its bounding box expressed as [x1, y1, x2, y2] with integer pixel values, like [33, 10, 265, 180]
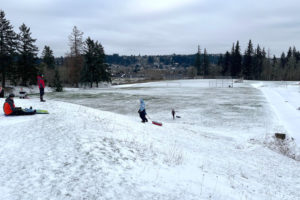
[253, 82, 300, 145]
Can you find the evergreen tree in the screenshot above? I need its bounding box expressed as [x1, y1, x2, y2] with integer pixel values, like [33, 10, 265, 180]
[292, 46, 297, 58]
[82, 37, 95, 87]
[0, 10, 18, 87]
[17, 23, 38, 85]
[231, 43, 235, 55]
[53, 69, 63, 92]
[82, 37, 110, 87]
[194, 45, 202, 75]
[203, 48, 210, 76]
[100, 63, 111, 84]
[230, 43, 235, 76]
[222, 51, 231, 76]
[271, 55, 278, 80]
[272, 55, 277, 65]
[293, 47, 300, 62]
[253, 45, 263, 79]
[231, 41, 242, 77]
[218, 54, 223, 75]
[218, 55, 223, 67]
[287, 47, 292, 59]
[285, 56, 296, 80]
[42, 45, 55, 69]
[280, 52, 286, 68]
[261, 48, 272, 80]
[94, 41, 110, 85]
[243, 40, 254, 79]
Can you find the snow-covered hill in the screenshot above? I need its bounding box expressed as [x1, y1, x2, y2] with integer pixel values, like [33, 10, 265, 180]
[0, 80, 299, 199]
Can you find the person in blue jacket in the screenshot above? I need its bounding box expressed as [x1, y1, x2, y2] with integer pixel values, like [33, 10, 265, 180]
[138, 98, 148, 123]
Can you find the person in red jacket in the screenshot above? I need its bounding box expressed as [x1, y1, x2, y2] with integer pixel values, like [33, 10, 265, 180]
[37, 74, 46, 102]
[3, 94, 35, 116]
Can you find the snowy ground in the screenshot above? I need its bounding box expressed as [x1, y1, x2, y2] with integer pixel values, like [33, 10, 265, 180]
[252, 81, 300, 144]
[0, 79, 299, 199]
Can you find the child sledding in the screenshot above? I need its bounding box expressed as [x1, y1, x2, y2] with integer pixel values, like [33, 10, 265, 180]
[138, 98, 148, 123]
[138, 98, 162, 126]
[3, 93, 49, 116]
[3, 94, 36, 116]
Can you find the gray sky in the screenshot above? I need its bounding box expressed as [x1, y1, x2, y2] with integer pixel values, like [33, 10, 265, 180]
[1, 0, 300, 57]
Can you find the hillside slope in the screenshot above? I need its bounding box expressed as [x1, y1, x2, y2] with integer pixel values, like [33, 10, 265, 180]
[0, 97, 299, 199]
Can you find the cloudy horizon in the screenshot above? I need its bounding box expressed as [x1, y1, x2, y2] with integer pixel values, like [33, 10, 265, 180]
[1, 0, 300, 57]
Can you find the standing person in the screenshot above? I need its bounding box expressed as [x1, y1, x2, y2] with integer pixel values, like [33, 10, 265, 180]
[37, 74, 46, 102]
[172, 109, 175, 120]
[138, 98, 148, 123]
[3, 94, 35, 116]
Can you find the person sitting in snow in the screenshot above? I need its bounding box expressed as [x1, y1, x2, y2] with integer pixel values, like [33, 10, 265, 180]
[3, 93, 36, 116]
[138, 98, 148, 123]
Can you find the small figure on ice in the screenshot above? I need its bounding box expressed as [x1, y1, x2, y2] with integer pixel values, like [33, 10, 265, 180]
[172, 108, 175, 120]
[3, 94, 36, 116]
[138, 98, 148, 123]
[37, 74, 46, 102]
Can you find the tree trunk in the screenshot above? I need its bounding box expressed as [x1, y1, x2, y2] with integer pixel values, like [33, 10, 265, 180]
[1, 66, 5, 88]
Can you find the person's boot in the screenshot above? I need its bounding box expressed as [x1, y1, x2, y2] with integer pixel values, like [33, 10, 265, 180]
[40, 96, 46, 102]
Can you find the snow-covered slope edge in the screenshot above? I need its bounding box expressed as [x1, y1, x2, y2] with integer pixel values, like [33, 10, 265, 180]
[252, 82, 300, 160]
[0, 99, 299, 200]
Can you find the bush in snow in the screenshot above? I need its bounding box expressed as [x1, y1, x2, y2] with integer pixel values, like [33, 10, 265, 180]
[250, 133, 300, 161]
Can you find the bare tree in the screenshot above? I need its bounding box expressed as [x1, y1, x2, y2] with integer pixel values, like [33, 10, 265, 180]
[68, 26, 84, 57]
[67, 26, 84, 87]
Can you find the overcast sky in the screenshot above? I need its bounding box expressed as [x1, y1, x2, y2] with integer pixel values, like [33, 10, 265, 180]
[1, 0, 300, 57]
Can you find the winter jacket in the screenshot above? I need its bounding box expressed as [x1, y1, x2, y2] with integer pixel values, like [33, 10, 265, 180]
[37, 76, 45, 89]
[3, 97, 15, 115]
[139, 99, 146, 112]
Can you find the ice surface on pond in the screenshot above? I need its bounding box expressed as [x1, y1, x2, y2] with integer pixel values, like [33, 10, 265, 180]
[46, 80, 273, 140]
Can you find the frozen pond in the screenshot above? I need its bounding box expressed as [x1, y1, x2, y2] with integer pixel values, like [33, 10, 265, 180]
[42, 79, 275, 139]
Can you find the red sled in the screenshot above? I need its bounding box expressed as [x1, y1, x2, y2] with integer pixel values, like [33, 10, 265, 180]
[152, 121, 162, 126]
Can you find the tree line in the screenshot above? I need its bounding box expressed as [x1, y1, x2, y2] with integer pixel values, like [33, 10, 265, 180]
[0, 10, 111, 91]
[195, 40, 300, 80]
[107, 42, 300, 81]
[106, 53, 219, 68]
